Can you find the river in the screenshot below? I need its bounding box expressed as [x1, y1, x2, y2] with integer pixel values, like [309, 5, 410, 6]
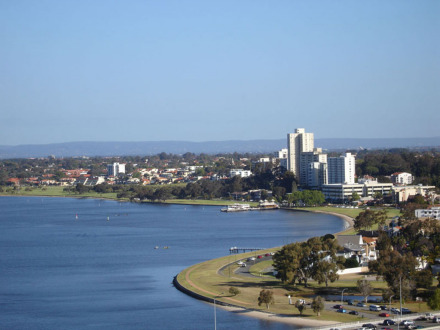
[0, 197, 346, 329]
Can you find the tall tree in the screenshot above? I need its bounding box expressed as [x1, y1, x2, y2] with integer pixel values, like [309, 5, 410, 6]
[427, 288, 440, 310]
[311, 296, 325, 316]
[258, 290, 275, 310]
[357, 279, 374, 303]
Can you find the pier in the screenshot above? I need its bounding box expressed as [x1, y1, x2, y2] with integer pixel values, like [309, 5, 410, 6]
[229, 247, 265, 254]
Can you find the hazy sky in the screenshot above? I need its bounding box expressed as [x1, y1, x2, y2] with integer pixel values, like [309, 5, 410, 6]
[1, 1, 439, 145]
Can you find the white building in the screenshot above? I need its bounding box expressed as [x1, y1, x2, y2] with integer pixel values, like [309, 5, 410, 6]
[300, 148, 327, 188]
[391, 172, 413, 185]
[415, 207, 440, 219]
[275, 148, 288, 159]
[229, 169, 252, 178]
[307, 161, 328, 189]
[107, 163, 126, 177]
[327, 152, 356, 184]
[275, 149, 288, 169]
[322, 182, 393, 203]
[287, 128, 314, 182]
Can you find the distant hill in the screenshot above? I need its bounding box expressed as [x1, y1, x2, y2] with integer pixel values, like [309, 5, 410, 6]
[1, 137, 440, 159]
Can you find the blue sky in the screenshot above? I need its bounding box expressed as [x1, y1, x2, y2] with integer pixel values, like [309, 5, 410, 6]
[1, 1, 439, 145]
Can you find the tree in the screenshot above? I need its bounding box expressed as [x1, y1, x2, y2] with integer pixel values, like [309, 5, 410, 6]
[294, 300, 306, 315]
[357, 279, 374, 303]
[273, 235, 343, 288]
[344, 257, 359, 268]
[229, 287, 240, 296]
[415, 269, 433, 289]
[258, 289, 275, 310]
[369, 249, 418, 300]
[311, 296, 325, 316]
[427, 288, 440, 310]
[352, 192, 360, 201]
[354, 209, 388, 233]
[313, 259, 345, 287]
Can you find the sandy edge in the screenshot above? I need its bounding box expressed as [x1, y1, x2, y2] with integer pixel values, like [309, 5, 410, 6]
[216, 305, 340, 327]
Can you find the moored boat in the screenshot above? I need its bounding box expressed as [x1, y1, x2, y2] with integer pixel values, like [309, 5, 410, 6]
[221, 203, 251, 212]
[257, 200, 280, 210]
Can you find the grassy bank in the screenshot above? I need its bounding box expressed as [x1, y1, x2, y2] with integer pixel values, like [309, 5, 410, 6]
[0, 186, 258, 207]
[176, 249, 433, 322]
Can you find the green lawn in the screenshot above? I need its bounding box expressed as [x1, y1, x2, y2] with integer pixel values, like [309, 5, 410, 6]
[176, 249, 435, 321]
[297, 206, 401, 220]
[0, 185, 120, 200]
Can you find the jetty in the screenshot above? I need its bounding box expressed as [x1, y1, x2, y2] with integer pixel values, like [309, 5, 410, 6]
[229, 247, 265, 254]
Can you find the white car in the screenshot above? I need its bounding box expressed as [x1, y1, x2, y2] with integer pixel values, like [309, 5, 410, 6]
[237, 261, 244, 265]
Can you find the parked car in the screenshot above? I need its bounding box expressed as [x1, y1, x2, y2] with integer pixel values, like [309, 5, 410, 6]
[357, 302, 367, 307]
[433, 317, 440, 323]
[247, 257, 256, 261]
[333, 304, 343, 309]
[401, 307, 412, 314]
[362, 323, 377, 329]
[380, 305, 388, 310]
[349, 310, 359, 315]
[382, 319, 396, 326]
[379, 312, 390, 317]
[336, 308, 346, 313]
[425, 313, 434, 320]
[237, 261, 244, 265]
[400, 320, 415, 326]
[241, 263, 247, 267]
[347, 299, 353, 305]
[390, 307, 400, 314]
[265, 253, 271, 257]
[369, 304, 381, 311]
[257, 255, 263, 259]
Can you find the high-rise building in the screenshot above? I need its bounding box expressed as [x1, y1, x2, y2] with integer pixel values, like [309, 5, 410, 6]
[327, 153, 355, 184]
[107, 162, 126, 177]
[287, 128, 314, 181]
[299, 148, 327, 185]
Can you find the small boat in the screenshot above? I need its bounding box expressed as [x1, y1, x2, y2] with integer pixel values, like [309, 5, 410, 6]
[221, 204, 251, 212]
[154, 246, 159, 249]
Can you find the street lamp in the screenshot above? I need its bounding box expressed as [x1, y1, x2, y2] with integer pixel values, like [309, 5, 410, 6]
[214, 292, 224, 330]
[341, 288, 347, 304]
[389, 295, 394, 312]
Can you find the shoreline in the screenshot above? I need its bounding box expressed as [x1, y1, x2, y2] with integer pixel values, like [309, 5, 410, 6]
[174, 208, 355, 328]
[3, 194, 354, 327]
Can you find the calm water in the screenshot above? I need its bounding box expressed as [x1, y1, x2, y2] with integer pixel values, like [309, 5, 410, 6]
[0, 197, 346, 329]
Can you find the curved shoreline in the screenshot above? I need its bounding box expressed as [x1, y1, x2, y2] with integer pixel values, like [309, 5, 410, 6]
[174, 208, 355, 327]
[3, 195, 354, 326]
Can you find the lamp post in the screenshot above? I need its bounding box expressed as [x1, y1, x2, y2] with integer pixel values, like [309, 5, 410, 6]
[397, 275, 402, 330]
[389, 295, 394, 312]
[214, 297, 217, 330]
[400, 275, 403, 321]
[214, 292, 224, 330]
[341, 288, 347, 304]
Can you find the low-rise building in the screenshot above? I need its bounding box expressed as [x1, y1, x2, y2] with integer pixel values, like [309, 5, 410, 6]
[322, 182, 393, 203]
[230, 169, 252, 178]
[415, 207, 440, 219]
[392, 185, 436, 203]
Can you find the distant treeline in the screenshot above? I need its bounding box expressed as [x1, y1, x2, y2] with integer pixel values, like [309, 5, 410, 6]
[355, 149, 440, 187]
